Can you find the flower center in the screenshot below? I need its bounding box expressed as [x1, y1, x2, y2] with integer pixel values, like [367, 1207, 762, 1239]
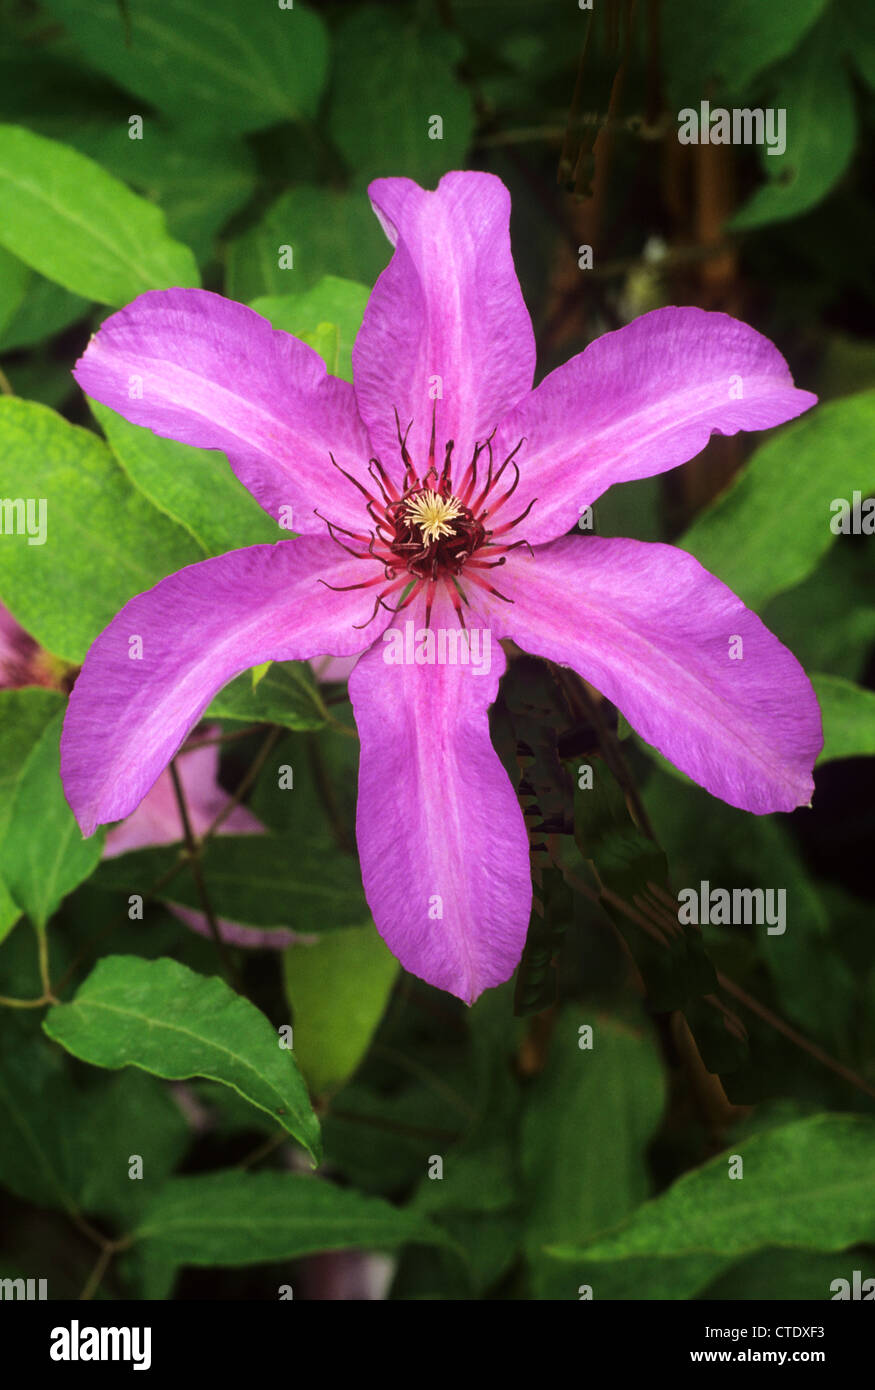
[386, 485, 486, 582]
[319, 410, 535, 628]
[404, 489, 463, 544]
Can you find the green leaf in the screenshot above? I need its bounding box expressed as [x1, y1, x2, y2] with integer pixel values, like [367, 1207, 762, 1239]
[817, 331, 875, 403]
[0, 125, 199, 306]
[0, 246, 30, 336]
[227, 186, 388, 301]
[0, 271, 90, 353]
[0, 397, 202, 662]
[837, 0, 875, 90]
[0, 877, 19, 942]
[0, 42, 128, 133]
[94, 834, 368, 933]
[251, 275, 370, 384]
[65, 1070, 190, 1227]
[761, 544, 875, 685]
[66, 124, 258, 265]
[702, 1245, 875, 1300]
[297, 323, 339, 375]
[415, 1128, 518, 1223]
[90, 400, 282, 556]
[402, 1210, 520, 1299]
[0, 1018, 84, 1214]
[559, 1115, 875, 1261]
[595, 476, 663, 544]
[283, 925, 397, 1095]
[538, 1250, 729, 1302]
[735, 817, 854, 1053]
[328, 5, 474, 188]
[207, 661, 327, 732]
[401, 1049, 523, 1296]
[0, 1019, 187, 1225]
[43, 955, 321, 1162]
[43, 0, 329, 133]
[812, 673, 875, 762]
[2, 354, 77, 412]
[521, 1011, 666, 1297]
[679, 391, 875, 611]
[661, 0, 830, 106]
[133, 1169, 446, 1265]
[2, 711, 104, 930]
[321, 1068, 470, 1196]
[120, 1249, 180, 1302]
[730, 22, 856, 230]
[0, 688, 65, 843]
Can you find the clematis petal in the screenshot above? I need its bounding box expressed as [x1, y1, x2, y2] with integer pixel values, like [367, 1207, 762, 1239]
[353, 171, 536, 474]
[492, 307, 817, 546]
[348, 593, 531, 1004]
[491, 537, 822, 814]
[61, 539, 389, 835]
[74, 288, 373, 535]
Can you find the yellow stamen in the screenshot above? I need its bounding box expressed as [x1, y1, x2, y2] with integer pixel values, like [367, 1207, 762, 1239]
[404, 490, 463, 544]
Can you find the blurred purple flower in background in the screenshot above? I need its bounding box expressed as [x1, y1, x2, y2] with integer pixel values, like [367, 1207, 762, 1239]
[0, 603, 64, 692]
[0, 612, 297, 948]
[103, 727, 303, 950]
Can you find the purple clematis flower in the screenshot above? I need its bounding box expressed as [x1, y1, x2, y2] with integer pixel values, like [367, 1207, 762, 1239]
[61, 170, 822, 1004]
